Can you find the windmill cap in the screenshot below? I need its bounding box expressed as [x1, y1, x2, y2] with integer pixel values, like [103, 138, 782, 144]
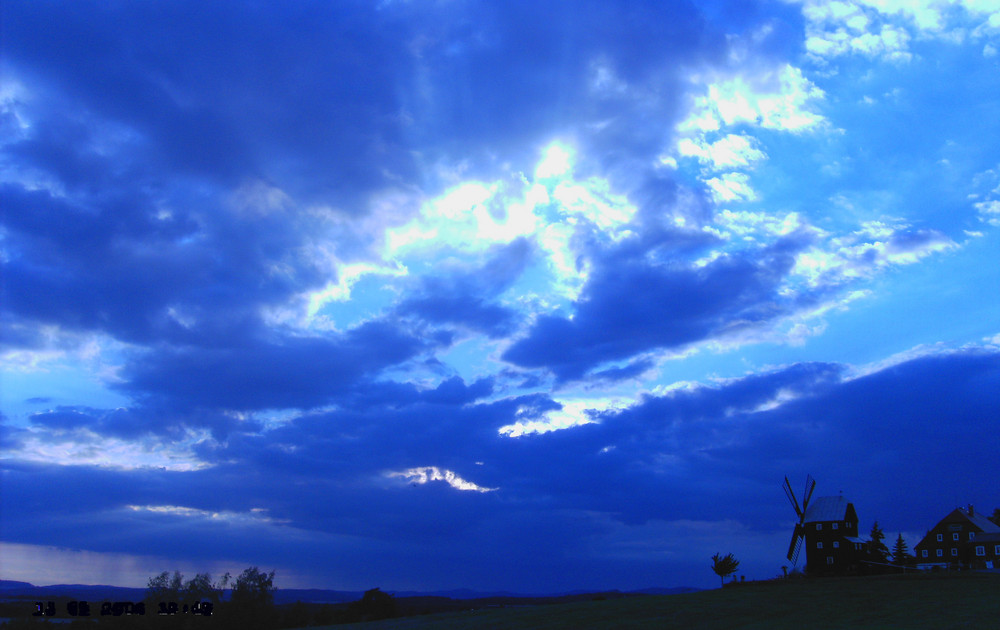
[803, 496, 853, 523]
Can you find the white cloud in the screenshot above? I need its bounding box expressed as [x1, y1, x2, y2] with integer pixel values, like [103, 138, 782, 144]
[790, 222, 956, 288]
[680, 65, 826, 134]
[382, 143, 639, 302]
[551, 178, 635, 233]
[711, 210, 807, 240]
[800, 0, 1000, 61]
[385, 466, 497, 492]
[498, 398, 627, 437]
[125, 504, 289, 525]
[677, 134, 767, 171]
[306, 261, 408, 316]
[6, 429, 211, 471]
[974, 199, 1000, 226]
[706, 172, 758, 203]
[672, 63, 825, 221]
[845, 341, 950, 379]
[230, 180, 293, 216]
[535, 143, 573, 179]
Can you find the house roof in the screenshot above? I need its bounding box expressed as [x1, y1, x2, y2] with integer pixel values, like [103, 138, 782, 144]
[803, 496, 852, 523]
[916, 508, 1000, 548]
[973, 532, 1000, 543]
[962, 509, 1000, 533]
[844, 536, 866, 544]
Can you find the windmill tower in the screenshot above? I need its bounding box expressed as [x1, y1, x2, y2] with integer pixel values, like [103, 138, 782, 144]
[783, 475, 816, 567]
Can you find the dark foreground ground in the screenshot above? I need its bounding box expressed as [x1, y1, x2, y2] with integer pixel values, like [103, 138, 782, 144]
[314, 572, 1000, 630]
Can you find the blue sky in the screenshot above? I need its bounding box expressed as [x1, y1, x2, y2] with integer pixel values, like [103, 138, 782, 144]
[2, 0, 999, 592]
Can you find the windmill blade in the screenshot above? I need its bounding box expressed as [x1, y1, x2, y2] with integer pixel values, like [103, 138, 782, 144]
[786, 524, 804, 562]
[783, 476, 803, 519]
[802, 475, 816, 511]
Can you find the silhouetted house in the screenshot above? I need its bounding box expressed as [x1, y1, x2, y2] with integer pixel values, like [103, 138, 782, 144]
[803, 496, 869, 575]
[970, 533, 1000, 569]
[914, 505, 1000, 570]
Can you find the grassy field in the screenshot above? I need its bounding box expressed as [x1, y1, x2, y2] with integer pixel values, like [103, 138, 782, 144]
[309, 572, 1000, 630]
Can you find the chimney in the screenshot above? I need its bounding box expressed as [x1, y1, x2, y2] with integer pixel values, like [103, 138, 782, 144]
[968, 504, 975, 516]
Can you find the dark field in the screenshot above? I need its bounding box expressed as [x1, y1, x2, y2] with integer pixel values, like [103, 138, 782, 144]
[319, 572, 1000, 630]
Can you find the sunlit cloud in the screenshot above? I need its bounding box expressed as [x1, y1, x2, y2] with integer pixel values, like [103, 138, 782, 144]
[679, 64, 826, 135]
[125, 504, 289, 525]
[498, 398, 624, 438]
[7, 430, 210, 472]
[307, 261, 409, 317]
[800, 0, 1000, 62]
[385, 466, 497, 492]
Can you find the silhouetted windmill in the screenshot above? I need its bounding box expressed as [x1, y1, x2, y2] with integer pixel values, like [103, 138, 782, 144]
[783, 475, 816, 567]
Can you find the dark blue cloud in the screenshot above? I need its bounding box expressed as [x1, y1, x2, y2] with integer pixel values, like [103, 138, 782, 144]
[4, 350, 997, 590]
[504, 232, 813, 380]
[25, 405, 257, 442]
[1, 1, 413, 201]
[0, 0, 728, 363]
[589, 358, 656, 382]
[1, 180, 331, 348]
[396, 238, 533, 337]
[119, 320, 430, 412]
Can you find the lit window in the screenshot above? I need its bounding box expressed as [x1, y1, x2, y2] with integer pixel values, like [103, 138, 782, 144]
[826, 556, 834, 565]
[816, 523, 822, 531]
[951, 548, 958, 557]
[995, 545, 1000, 555]
[969, 532, 975, 540]
[832, 523, 838, 530]
[976, 546, 986, 556]
[952, 533, 960, 541]
[936, 549, 943, 557]
[833, 541, 840, 548]
[817, 542, 823, 549]
[921, 550, 928, 558]
[936, 534, 943, 542]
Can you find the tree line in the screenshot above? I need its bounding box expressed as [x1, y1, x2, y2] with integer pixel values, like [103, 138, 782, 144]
[0, 567, 398, 629]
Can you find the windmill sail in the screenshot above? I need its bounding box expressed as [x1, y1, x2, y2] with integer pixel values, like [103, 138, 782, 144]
[783, 476, 802, 519]
[802, 475, 816, 511]
[783, 475, 815, 566]
[786, 523, 804, 563]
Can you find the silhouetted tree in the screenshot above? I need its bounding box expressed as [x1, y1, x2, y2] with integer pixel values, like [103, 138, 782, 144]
[180, 572, 222, 607]
[144, 568, 273, 629]
[349, 587, 398, 621]
[230, 567, 276, 608]
[146, 571, 184, 603]
[891, 533, 912, 566]
[989, 508, 1000, 527]
[142, 571, 223, 629]
[711, 553, 740, 587]
[869, 521, 889, 563]
[223, 567, 277, 629]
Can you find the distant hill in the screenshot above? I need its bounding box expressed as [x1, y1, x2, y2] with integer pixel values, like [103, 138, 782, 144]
[0, 580, 699, 604]
[0, 581, 146, 601]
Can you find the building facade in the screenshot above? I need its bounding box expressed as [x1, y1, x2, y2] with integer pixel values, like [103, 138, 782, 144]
[913, 506, 1000, 570]
[803, 496, 869, 575]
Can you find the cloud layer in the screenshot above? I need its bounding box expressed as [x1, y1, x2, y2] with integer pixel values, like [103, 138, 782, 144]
[2, 0, 999, 591]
